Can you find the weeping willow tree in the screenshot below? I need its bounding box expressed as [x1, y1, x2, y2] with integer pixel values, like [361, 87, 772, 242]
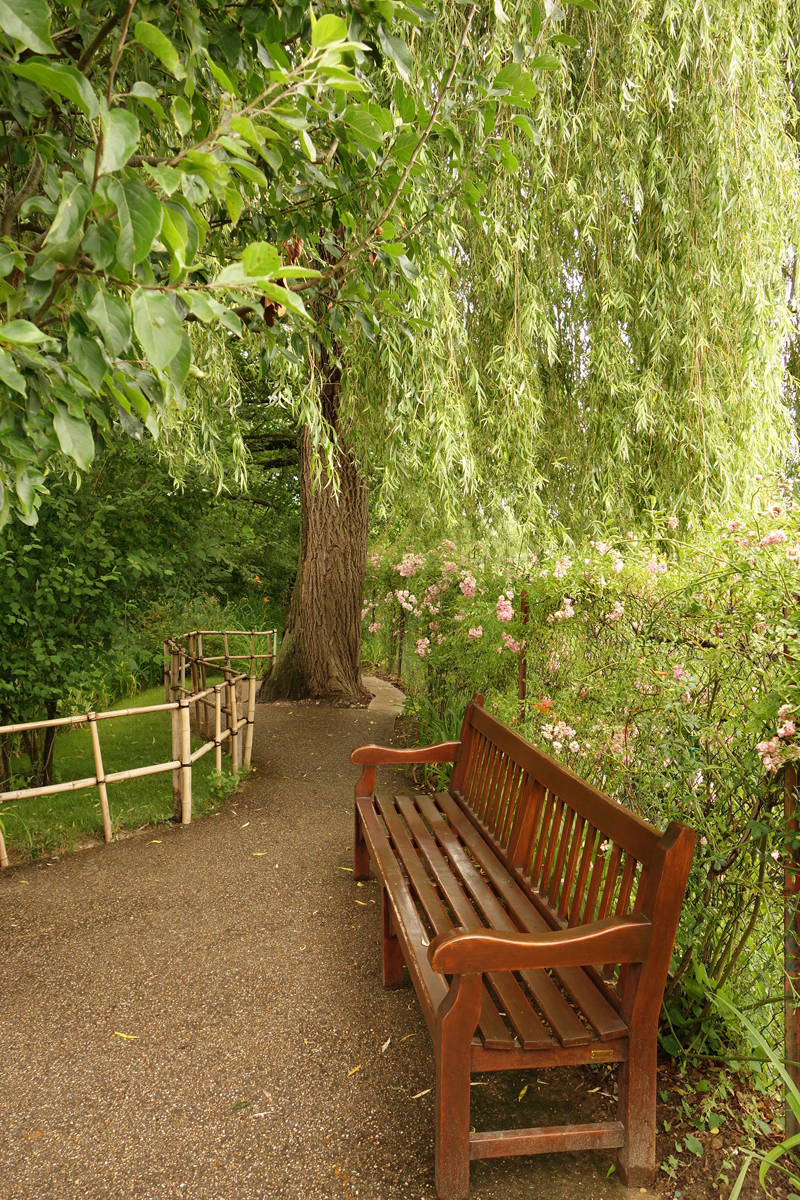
[345, 0, 800, 538]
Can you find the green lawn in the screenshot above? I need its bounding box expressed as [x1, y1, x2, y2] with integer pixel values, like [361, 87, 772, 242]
[2, 684, 240, 861]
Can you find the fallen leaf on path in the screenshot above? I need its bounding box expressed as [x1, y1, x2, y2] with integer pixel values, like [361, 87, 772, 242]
[114, 1032, 138, 1040]
[381, 1037, 391, 1053]
[518, 1085, 528, 1102]
[339, 867, 353, 872]
[149, 840, 161, 844]
[348, 1065, 361, 1077]
[588, 1086, 601, 1093]
[400, 1034, 416, 1042]
[355, 900, 367, 906]
[240, 822, 250, 828]
[252, 852, 267, 856]
[412, 1088, 431, 1100]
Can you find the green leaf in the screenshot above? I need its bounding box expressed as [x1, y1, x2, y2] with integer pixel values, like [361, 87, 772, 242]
[99, 109, 140, 175]
[126, 81, 168, 122]
[87, 289, 131, 356]
[552, 33, 580, 46]
[144, 164, 183, 195]
[67, 329, 108, 390]
[204, 50, 238, 96]
[171, 96, 193, 138]
[0, 349, 26, 394]
[10, 58, 98, 119]
[134, 21, 187, 80]
[228, 160, 268, 188]
[300, 129, 317, 162]
[530, 53, 560, 70]
[312, 14, 349, 46]
[109, 177, 162, 269]
[224, 187, 243, 224]
[131, 288, 183, 372]
[242, 242, 281, 278]
[0, 0, 56, 55]
[377, 24, 414, 83]
[180, 291, 216, 323]
[494, 0, 509, 22]
[44, 174, 92, 247]
[531, 1, 542, 38]
[511, 113, 538, 143]
[0, 320, 48, 345]
[53, 401, 94, 470]
[260, 282, 310, 320]
[566, 0, 599, 9]
[345, 106, 384, 153]
[684, 1134, 703, 1157]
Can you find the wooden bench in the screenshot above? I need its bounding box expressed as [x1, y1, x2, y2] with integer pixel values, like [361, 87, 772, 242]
[351, 695, 694, 1200]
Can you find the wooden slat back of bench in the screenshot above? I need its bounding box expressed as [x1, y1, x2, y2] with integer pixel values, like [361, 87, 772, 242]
[450, 700, 666, 990]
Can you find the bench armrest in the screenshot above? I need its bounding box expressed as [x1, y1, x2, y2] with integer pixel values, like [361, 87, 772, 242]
[350, 741, 460, 766]
[427, 915, 651, 975]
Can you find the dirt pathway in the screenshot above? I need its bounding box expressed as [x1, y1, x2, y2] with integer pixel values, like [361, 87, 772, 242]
[0, 689, 653, 1200]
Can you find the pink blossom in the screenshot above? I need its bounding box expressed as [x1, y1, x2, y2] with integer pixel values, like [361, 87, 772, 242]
[647, 559, 667, 576]
[496, 594, 514, 622]
[454, 613, 465, 622]
[761, 530, 788, 546]
[396, 552, 425, 577]
[415, 637, 431, 657]
[442, 561, 458, 575]
[772, 848, 781, 861]
[779, 719, 796, 739]
[441, 539, 457, 552]
[502, 632, 522, 653]
[569, 740, 580, 753]
[612, 558, 624, 573]
[673, 664, 688, 682]
[667, 515, 679, 530]
[728, 520, 741, 532]
[361, 607, 369, 620]
[553, 555, 572, 579]
[368, 622, 381, 634]
[605, 601, 624, 622]
[787, 544, 800, 563]
[779, 704, 794, 719]
[468, 626, 483, 639]
[771, 503, 782, 517]
[460, 571, 477, 599]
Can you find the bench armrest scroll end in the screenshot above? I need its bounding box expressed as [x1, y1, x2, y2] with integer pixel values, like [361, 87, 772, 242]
[350, 741, 461, 766]
[427, 915, 651, 975]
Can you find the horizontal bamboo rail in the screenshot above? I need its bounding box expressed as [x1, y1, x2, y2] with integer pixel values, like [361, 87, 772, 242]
[0, 628, 278, 870]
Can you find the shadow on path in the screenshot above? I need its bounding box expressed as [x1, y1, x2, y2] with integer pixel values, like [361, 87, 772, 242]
[0, 689, 655, 1199]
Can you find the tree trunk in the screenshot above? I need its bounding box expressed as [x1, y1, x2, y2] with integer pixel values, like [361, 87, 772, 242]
[260, 350, 368, 702]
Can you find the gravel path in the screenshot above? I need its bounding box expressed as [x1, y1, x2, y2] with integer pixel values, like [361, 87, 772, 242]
[0, 685, 653, 1199]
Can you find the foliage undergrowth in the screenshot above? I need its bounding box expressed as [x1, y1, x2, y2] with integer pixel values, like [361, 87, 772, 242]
[363, 478, 800, 1066]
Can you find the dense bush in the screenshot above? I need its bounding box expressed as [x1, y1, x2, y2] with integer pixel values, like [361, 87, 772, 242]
[363, 479, 800, 1058]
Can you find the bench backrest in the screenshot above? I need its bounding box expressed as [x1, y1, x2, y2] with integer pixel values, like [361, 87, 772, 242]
[450, 697, 692, 1009]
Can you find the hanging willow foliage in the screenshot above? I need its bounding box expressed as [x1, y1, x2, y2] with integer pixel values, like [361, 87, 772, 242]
[343, 0, 800, 538]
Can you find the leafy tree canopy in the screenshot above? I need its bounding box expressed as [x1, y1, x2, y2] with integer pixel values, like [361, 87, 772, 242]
[0, 0, 575, 527]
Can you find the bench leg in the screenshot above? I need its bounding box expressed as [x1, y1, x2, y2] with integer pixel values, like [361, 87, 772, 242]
[354, 804, 370, 881]
[435, 973, 481, 1200]
[616, 1035, 656, 1187]
[382, 887, 405, 988]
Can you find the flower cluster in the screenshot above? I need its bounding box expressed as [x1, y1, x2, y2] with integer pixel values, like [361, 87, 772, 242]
[548, 596, 576, 624]
[541, 720, 579, 754]
[502, 631, 522, 653]
[761, 530, 788, 547]
[396, 552, 425, 578]
[757, 705, 800, 773]
[496, 592, 514, 622]
[415, 637, 431, 657]
[591, 541, 624, 572]
[460, 571, 477, 599]
[468, 626, 483, 639]
[553, 555, 572, 579]
[647, 559, 668, 576]
[605, 600, 624, 622]
[396, 589, 417, 613]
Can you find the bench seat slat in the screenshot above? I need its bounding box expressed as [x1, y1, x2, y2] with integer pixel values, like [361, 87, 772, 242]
[356, 796, 447, 1036]
[414, 794, 592, 1048]
[396, 795, 553, 1052]
[436, 792, 630, 1043]
[376, 794, 514, 1051]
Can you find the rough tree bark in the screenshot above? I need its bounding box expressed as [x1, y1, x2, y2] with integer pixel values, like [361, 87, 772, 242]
[260, 347, 369, 702]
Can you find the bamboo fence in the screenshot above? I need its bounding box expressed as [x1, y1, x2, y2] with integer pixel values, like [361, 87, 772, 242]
[0, 629, 278, 869]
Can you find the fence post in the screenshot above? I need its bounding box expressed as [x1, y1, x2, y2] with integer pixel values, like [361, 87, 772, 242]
[787, 762, 800, 1138]
[518, 588, 529, 725]
[163, 639, 170, 703]
[244, 672, 256, 768]
[179, 697, 192, 824]
[229, 676, 240, 775]
[88, 712, 113, 843]
[170, 647, 181, 821]
[214, 685, 222, 776]
[0, 823, 8, 869]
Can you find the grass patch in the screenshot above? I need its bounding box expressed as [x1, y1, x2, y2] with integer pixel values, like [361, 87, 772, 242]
[1, 683, 242, 861]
